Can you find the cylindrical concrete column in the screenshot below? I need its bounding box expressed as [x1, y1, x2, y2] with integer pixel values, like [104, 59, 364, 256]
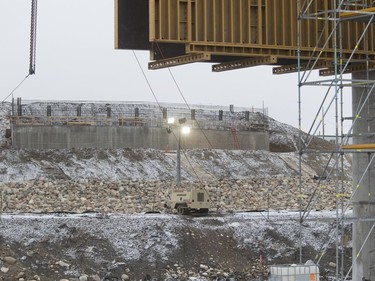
[352, 71, 375, 281]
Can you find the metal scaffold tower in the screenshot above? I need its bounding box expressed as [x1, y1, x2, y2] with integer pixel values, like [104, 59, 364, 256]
[297, 1, 375, 280]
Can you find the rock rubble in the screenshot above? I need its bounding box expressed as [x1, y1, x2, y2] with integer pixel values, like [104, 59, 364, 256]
[0, 252, 270, 281]
[163, 260, 269, 280]
[0, 177, 352, 214]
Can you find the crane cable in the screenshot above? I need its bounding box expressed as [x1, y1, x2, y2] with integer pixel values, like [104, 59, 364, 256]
[1, 75, 30, 103]
[2, 0, 37, 103]
[29, 0, 38, 75]
[132, 50, 205, 185]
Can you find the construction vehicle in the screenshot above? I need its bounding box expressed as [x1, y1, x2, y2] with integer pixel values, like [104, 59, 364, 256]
[168, 188, 210, 215]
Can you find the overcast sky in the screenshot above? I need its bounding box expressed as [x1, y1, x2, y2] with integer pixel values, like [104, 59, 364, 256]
[0, 0, 352, 133]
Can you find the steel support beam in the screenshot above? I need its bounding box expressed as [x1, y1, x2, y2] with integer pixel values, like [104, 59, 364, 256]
[212, 56, 277, 72]
[320, 63, 375, 76]
[273, 61, 333, 75]
[148, 53, 211, 70]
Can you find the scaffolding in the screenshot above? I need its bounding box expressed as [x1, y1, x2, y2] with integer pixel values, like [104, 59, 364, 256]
[296, 1, 375, 280]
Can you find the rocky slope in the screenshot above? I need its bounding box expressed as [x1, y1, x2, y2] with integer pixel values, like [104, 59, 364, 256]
[0, 102, 354, 281]
[0, 169, 354, 281]
[0, 148, 351, 183]
[0, 211, 352, 281]
[1, 177, 352, 214]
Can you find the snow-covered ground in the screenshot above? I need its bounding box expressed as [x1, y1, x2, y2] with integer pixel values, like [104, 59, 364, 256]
[0, 211, 346, 262]
[0, 148, 352, 182]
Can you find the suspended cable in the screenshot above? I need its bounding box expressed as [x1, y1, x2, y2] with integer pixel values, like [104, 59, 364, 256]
[1, 75, 30, 103]
[2, 1, 37, 102]
[132, 50, 204, 185]
[132, 51, 163, 113]
[154, 43, 220, 153]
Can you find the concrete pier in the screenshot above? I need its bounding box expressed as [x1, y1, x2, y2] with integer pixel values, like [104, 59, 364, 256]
[352, 72, 375, 281]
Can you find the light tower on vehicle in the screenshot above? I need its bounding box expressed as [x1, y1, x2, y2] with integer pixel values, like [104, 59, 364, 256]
[167, 117, 191, 186]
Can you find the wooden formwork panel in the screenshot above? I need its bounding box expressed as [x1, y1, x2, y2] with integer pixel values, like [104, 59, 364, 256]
[149, 0, 375, 64]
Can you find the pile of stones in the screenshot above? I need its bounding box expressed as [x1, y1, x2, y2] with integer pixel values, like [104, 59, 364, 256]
[163, 261, 269, 280]
[0, 254, 268, 281]
[0, 176, 352, 214]
[0, 255, 131, 281]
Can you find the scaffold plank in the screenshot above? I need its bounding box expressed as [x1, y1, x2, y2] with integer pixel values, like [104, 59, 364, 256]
[340, 7, 375, 21]
[148, 53, 211, 70]
[342, 143, 375, 150]
[212, 56, 277, 72]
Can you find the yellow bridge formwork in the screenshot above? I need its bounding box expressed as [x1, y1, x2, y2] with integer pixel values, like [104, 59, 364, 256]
[115, 0, 375, 70]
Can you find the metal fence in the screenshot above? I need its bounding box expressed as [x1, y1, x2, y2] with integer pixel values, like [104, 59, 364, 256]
[11, 100, 269, 131]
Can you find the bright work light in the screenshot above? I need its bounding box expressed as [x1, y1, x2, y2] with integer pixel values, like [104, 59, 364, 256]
[181, 126, 191, 135]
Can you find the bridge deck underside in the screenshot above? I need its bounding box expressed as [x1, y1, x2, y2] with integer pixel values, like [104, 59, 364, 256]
[115, 0, 375, 70]
[150, 0, 375, 63]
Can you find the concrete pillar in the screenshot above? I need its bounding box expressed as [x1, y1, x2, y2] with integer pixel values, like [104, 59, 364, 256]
[352, 71, 375, 281]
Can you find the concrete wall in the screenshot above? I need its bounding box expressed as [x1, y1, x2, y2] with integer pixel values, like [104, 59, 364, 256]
[12, 125, 269, 151]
